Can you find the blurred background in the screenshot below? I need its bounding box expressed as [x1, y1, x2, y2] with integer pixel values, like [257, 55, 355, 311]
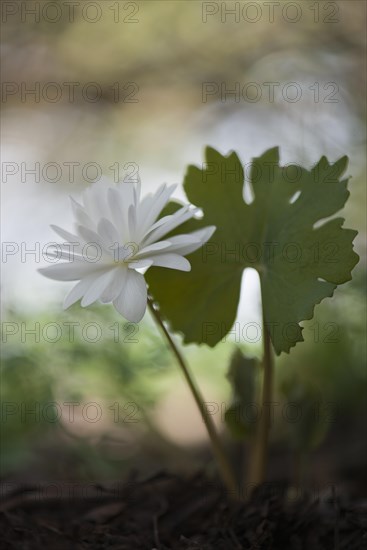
[1, 0, 366, 494]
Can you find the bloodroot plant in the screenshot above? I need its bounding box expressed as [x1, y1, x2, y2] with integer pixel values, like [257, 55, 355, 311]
[40, 147, 359, 498]
[146, 147, 359, 489]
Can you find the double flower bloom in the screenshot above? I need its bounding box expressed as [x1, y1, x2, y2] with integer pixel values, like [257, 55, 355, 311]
[40, 180, 215, 322]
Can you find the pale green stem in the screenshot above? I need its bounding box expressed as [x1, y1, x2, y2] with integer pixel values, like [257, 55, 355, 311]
[247, 315, 274, 487]
[147, 296, 238, 498]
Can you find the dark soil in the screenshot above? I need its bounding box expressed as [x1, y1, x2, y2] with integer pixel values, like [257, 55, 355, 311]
[1, 472, 366, 549]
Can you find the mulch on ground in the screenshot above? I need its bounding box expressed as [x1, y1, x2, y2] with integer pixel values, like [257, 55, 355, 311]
[1, 472, 366, 549]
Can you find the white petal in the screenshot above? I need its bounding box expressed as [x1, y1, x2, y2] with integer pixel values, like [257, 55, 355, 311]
[117, 181, 134, 206]
[99, 267, 126, 303]
[70, 197, 94, 230]
[82, 180, 111, 221]
[77, 225, 110, 257]
[81, 269, 119, 307]
[137, 184, 176, 237]
[114, 242, 140, 262]
[38, 261, 106, 281]
[97, 218, 121, 247]
[50, 224, 82, 245]
[127, 259, 153, 269]
[113, 269, 147, 322]
[108, 188, 128, 240]
[133, 179, 141, 206]
[165, 226, 216, 255]
[134, 240, 172, 258]
[148, 253, 191, 271]
[142, 213, 173, 236]
[44, 246, 84, 262]
[128, 203, 137, 242]
[115, 183, 135, 231]
[63, 274, 99, 309]
[190, 225, 217, 243]
[143, 206, 198, 246]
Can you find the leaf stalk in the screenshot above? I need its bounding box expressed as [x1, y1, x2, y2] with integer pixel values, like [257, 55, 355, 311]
[147, 296, 238, 498]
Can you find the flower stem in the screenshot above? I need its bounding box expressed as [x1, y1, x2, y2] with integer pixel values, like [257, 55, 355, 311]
[147, 296, 238, 497]
[247, 316, 274, 487]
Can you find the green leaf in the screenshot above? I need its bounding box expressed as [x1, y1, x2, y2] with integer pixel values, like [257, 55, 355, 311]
[146, 147, 359, 354]
[224, 349, 258, 438]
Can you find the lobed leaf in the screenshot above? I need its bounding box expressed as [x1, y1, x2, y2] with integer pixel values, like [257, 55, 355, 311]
[146, 147, 359, 354]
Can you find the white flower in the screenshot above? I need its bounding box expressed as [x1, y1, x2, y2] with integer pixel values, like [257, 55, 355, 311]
[39, 180, 215, 322]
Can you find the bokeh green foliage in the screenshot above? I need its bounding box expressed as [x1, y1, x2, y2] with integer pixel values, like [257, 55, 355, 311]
[1, 304, 171, 476]
[1, 269, 365, 478]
